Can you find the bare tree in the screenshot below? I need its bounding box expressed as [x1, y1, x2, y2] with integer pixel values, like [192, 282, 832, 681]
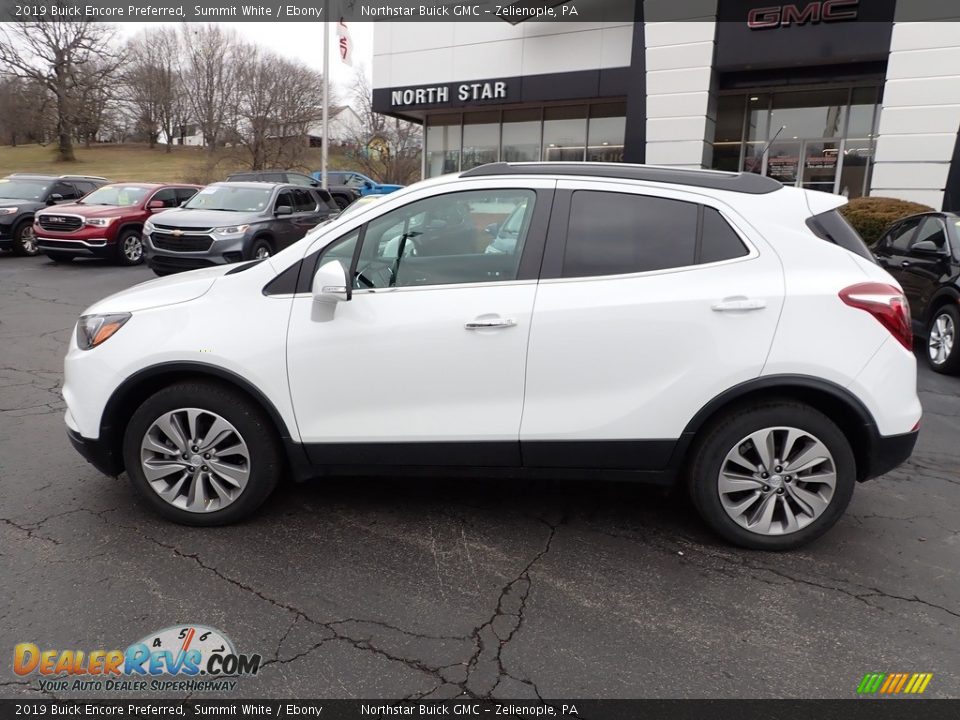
[0, 19, 123, 161]
[344, 67, 422, 185]
[234, 48, 326, 170]
[125, 27, 183, 152]
[179, 24, 245, 153]
[0, 77, 52, 146]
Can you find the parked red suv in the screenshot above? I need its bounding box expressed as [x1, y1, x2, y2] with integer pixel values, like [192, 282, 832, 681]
[34, 183, 201, 265]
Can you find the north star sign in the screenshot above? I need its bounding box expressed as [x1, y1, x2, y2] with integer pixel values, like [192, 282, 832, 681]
[391, 81, 508, 107]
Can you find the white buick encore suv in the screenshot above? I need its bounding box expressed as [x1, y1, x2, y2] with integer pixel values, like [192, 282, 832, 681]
[63, 163, 921, 550]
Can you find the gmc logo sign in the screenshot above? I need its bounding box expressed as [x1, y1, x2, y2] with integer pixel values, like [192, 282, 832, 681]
[747, 0, 859, 29]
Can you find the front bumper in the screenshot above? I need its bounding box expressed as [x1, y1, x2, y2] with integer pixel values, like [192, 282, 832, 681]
[860, 428, 919, 481]
[37, 236, 113, 258]
[143, 232, 248, 273]
[0, 220, 14, 246]
[66, 426, 123, 477]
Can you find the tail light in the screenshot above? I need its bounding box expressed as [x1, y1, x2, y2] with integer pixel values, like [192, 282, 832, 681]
[839, 283, 912, 350]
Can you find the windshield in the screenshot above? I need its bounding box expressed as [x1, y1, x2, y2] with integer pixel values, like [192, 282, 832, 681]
[0, 178, 51, 200]
[185, 185, 272, 212]
[80, 185, 150, 207]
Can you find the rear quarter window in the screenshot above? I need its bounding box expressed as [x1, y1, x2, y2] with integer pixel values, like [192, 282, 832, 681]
[806, 209, 873, 261]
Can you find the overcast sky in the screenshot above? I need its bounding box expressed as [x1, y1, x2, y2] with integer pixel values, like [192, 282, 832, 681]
[117, 21, 374, 97]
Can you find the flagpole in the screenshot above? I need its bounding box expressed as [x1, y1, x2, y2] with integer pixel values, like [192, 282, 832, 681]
[321, 12, 329, 190]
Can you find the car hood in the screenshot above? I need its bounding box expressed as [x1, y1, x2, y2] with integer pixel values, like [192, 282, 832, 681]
[82, 264, 235, 315]
[38, 203, 137, 219]
[150, 208, 264, 226]
[0, 198, 40, 209]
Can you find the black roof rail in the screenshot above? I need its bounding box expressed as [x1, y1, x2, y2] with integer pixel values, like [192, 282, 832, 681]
[460, 162, 783, 195]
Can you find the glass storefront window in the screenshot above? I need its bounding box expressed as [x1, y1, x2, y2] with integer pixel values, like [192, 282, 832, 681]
[587, 103, 626, 162]
[770, 89, 848, 140]
[502, 109, 541, 162]
[543, 106, 586, 162]
[461, 111, 499, 171]
[425, 114, 461, 178]
[712, 85, 881, 197]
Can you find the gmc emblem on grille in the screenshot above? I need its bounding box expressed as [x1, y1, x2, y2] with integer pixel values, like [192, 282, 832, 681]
[48, 217, 66, 223]
[747, 0, 858, 29]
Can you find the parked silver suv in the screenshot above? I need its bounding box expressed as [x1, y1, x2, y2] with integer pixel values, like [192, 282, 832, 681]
[142, 182, 337, 275]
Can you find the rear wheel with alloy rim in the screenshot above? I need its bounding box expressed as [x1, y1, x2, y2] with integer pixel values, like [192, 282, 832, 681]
[115, 228, 144, 266]
[123, 382, 282, 525]
[12, 219, 39, 256]
[927, 304, 960, 374]
[688, 401, 855, 550]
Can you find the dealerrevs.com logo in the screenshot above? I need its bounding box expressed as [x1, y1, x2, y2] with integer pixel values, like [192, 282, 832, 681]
[13, 625, 261, 693]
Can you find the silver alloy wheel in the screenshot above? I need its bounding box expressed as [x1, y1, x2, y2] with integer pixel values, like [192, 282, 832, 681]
[928, 312, 955, 366]
[139, 408, 251, 513]
[718, 426, 837, 536]
[20, 224, 37, 254]
[123, 234, 143, 262]
[255, 245, 271, 259]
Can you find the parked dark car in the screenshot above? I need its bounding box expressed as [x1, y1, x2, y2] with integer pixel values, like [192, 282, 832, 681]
[225, 170, 358, 210]
[34, 182, 201, 266]
[0, 174, 108, 256]
[873, 211, 960, 373]
[142, 182, 338, 276]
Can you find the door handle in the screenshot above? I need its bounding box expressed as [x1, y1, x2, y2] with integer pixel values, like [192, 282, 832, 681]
[711, 297, 767, 312]
[465, 318, 517, 330]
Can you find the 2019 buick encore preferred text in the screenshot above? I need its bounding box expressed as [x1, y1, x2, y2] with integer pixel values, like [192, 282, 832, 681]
[62, 163, 921, 550]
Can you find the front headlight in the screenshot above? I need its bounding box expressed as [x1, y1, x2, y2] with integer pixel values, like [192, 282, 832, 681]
[84, 217, 117, 228]
[76, 313, 131, 350]
[212, 224, 251, 237]
[0, 207, 18, 216]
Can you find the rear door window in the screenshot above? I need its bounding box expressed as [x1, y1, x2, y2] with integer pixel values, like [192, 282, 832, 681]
[292, 189, 317, 212]
[562, 191, 698, 278]
[701, 207, 749, 264]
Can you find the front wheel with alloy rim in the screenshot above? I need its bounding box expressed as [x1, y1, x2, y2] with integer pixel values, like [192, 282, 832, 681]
[927, 304, 960, 374]
[688, 402, 855, 550]
[12, 219, 39, 256]
[115, 228, 144, 266]
[122, 382, 282, 525]
[249, 238, 273, 260]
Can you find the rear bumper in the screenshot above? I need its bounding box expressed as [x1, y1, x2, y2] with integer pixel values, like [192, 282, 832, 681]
[861, 428, 919, 481]
[66, 427, 122, 477]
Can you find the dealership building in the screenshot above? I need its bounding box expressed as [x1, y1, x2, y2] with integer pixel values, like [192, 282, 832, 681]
[372, 0, 960, 210]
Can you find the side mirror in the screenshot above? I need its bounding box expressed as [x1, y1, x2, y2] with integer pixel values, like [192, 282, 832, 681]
[179, 200, 189, 208]
[364, 181, 374, 189]
[312, 260, 351, 303]
[275, 205, 293, 216]
[147, 200, 165, 210]
[484, 222, 500, 237]
[48, 193, 63, 204]
[911, 240, 944, 255]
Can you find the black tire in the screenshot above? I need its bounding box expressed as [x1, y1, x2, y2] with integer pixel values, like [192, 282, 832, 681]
[247, 237, 273, 261]
[45, 252, 75, 263]
[114, 228, 144, 266]
[122, 381, 283, 526]
[926, 304, 960, 375]
[687, 401, 856, 551]
[11, 219, 39, 256]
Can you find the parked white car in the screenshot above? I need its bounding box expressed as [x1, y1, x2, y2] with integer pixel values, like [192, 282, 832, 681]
[63, 162, 921, 550]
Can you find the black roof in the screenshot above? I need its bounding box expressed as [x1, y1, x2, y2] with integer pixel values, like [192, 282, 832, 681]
[460, 162, 783, 195]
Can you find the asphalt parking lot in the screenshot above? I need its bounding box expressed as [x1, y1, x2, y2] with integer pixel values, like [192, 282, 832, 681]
[1, 253, 958, 700]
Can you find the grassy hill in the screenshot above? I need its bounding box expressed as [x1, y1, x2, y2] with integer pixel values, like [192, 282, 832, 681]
[0, 143, 351, 184]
